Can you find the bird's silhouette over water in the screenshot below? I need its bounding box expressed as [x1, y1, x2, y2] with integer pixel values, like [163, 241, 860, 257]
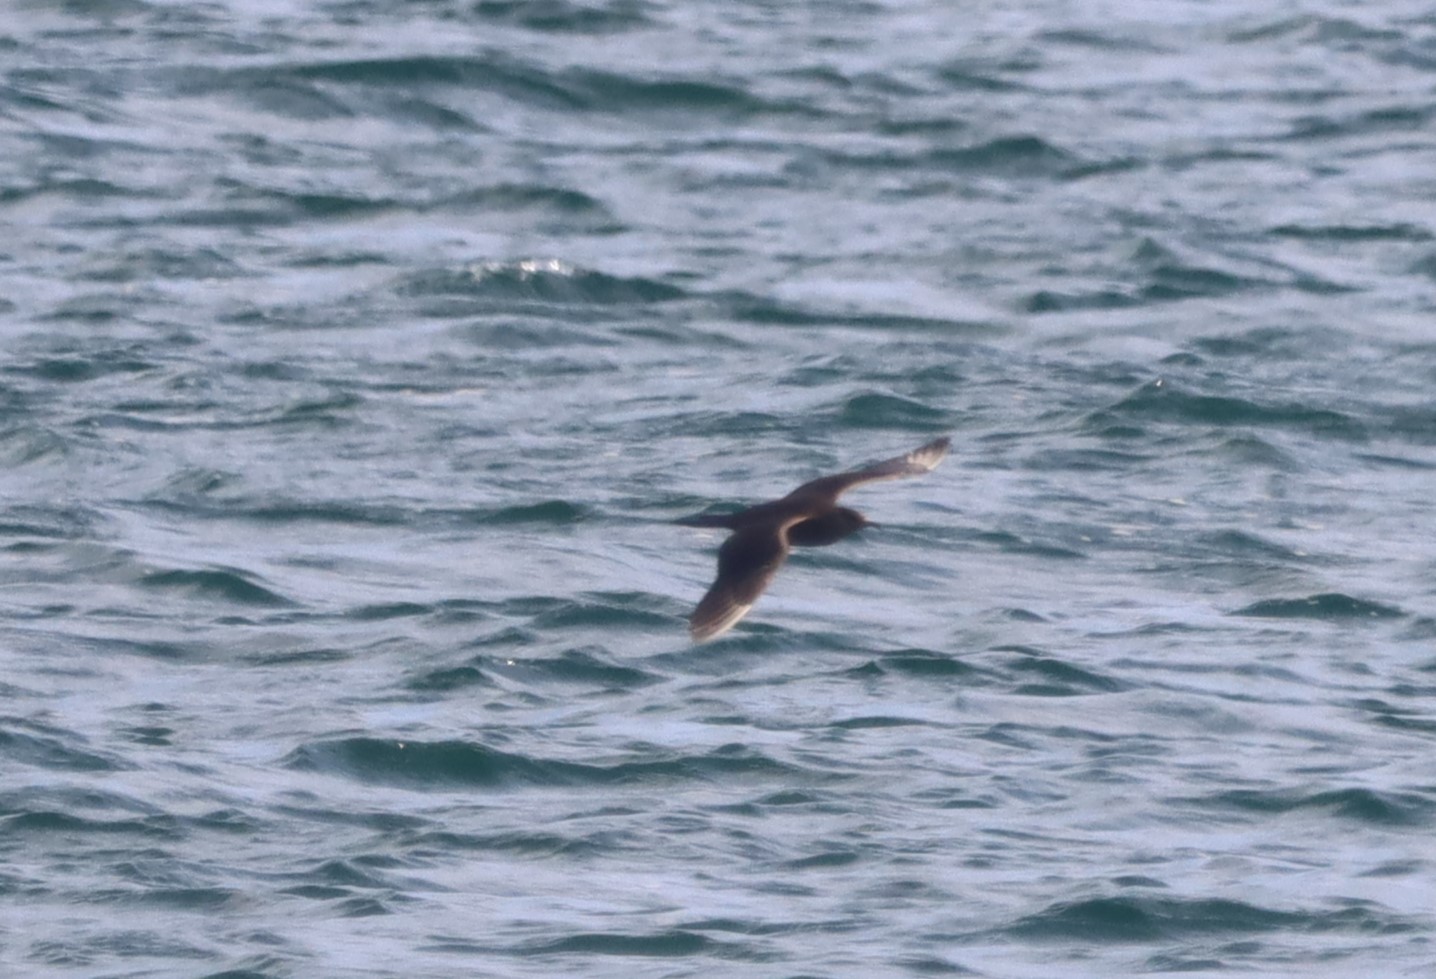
[677, 435, 951, 642]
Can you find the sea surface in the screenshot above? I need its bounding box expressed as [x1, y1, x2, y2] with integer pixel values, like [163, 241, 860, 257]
[4, 1, 1436, 976]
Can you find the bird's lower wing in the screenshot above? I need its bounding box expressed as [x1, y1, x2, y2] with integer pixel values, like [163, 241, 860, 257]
[690, 525, 790, 642]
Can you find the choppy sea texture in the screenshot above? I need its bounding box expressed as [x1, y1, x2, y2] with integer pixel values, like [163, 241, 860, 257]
[4, 0, 1436, 976]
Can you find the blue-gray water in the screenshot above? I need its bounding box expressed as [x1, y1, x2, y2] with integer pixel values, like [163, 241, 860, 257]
[4, 2, 1436, 976]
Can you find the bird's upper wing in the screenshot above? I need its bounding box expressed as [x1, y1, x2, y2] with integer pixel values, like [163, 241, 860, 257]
[689, 523, 791, 642]
[785, 435, 951, 505]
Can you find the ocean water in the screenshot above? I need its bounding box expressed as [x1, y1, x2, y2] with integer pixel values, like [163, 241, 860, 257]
[4, 1, 1436, 976]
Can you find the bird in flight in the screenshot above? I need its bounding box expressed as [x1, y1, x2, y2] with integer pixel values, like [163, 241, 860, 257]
[677, 435, 951, 642]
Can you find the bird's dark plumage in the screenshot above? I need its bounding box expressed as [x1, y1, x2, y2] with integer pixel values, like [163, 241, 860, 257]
[678, 436, 951, 641]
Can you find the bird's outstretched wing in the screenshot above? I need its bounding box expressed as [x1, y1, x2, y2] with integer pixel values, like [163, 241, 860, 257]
[689, 523, 790, 642]
[786, 435, 951, 505]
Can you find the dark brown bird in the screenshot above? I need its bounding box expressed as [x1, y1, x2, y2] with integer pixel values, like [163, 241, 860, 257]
[677, 436, 951, 642]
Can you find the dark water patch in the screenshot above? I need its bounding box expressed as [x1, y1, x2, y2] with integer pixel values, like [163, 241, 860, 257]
[349, 601, 432, 622]
[741, 790, 833, 810]
[1381, 404, 1436, 445]
[831, 715, 933, 730]
[1192, 326, 1343, 359]
[280, 54, 584, 109]
[239, 501, 411, 526]
[1353, 451, 1436, 470]
[282, 884, 354, 901]
[284, 738, 557, 788]
[1180, 787, 1433, 826]
[0, 425, 72, 467]
[282, 54, 789, 118]
[0, 175, 134, 205]
[1270, 221, 1432, 242]
[0, 723, 125, 772]
[935, 58, 1027, 93]
[877, 649, 981, 679]
[29, 931, 216, 968]
[472, 0, 653, 34]
[1024, 446, 1152, 471]
[244, 645, 350, 666]
[397, 260, 685, 312]
[41, 288, 164, 324]
[285, 190, 398, 220]
[188, 809, 262, 835]
[1023, 287, 1139, 313]
[138, 568, 295, 607]
[285, 738, 793, 790]
[1190, 529, 1308, 563]
[1213, 433, 1301, 470]
[183, 179, 612, 228]
[1359, 860, 1425, 878]
[1413, 252, 1436, 282]
[1285, 102, 1435, 142]
[1112, 875, 1167, 889]
[120, 724, 174, 746]
[494, 647, 661, 688]
[1143, 952, 1227, 971]
[1231, 593, 1405, 620]
[0, 503, 105, 540]
[785, 849, 860, 870]
[1062, 155, 1146, 181]
[0, 785, 159, 822]
[470, 499, 587, 524]
[530, 596, 674, 633]
[838, 392, 948, 429]
[1225, 14, 1403, 45]
[1402, 618, 1436, 643]
[3, 810, 181, 838]
[974, 530, 1086, 560]
[220, 69, 358, 120]
[273, 391, 363, 428]
[666, 408, 789, 440]
[407, 828, 583, 858]
[295, 858, 395, 891]
[12, 353, 156, 383]
[718, 291, 992, 334]
[447, 182, 613, 220]
[1005, 654, 1128, 696]
[491, 595, 573, 617]
[270, 799, 428, 833]
[404, 660, 493, 689]
[566, 69, 779, 117]
[85, 886, 240, 911]
[1353, 698, 1436, 736]
[1104, 379, 1364, 438]
[786, 356, 967, 391]
[896, 953, 980, 975]
[1040, 27, 1168, 51]
[337, 896, 393, 916]
[522, 929, 718, 957]
[928, 135, 1076, 177]
[463, 623, 539, 646]
[978, 722, 1120, 754]
[80, 244, 243, 283]
[151, 467, 242, 502]
[1028, 256, 1270, 312]
[1005, 895, 1379, 942]
[974, 724, 1038, 752]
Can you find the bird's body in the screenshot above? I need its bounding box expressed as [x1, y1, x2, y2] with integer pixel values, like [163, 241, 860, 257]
[677, 436, 951, 641]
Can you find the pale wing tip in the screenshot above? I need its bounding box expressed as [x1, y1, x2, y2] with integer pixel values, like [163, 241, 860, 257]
[908, 435, 952, 471]
[689, 601, 752, 643]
